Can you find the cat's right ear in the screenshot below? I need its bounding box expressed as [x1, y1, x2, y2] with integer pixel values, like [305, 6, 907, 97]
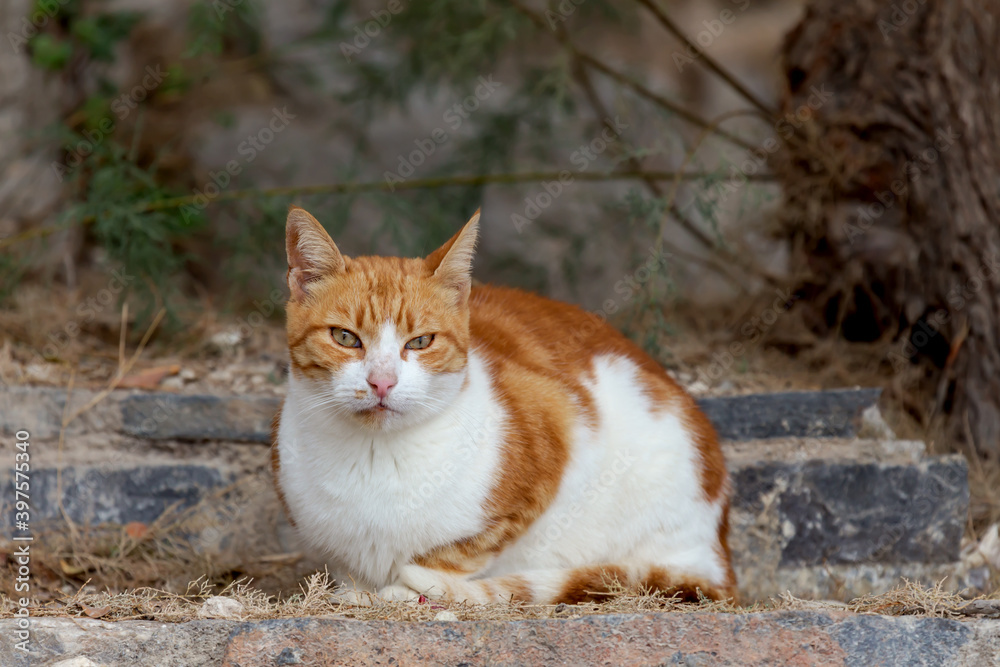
[285, 207, 345, 301]
[426, 209, 480, 306]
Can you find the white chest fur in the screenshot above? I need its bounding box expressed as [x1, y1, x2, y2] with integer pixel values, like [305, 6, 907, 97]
[277, 352, 505, 587]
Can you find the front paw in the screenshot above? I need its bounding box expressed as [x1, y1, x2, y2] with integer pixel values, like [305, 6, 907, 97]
[396, 564, 452, 600]
[377, 583, 421, 601]
[329, 587, 377, 607]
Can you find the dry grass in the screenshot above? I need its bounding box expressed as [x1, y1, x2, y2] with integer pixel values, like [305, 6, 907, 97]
[0, 570, 997, 624]
[849, 579, 1000, 619]
[0, 570, 735, 623]
[0, 477, 293, 604]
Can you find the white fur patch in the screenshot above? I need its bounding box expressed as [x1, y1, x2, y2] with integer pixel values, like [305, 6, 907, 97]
[279, 350, 504, 588]
[484, 354, 727, 585]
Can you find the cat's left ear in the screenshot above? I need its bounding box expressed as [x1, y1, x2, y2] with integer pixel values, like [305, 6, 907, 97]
[286, 206, 345, 301]
[427, 209, 480, 306]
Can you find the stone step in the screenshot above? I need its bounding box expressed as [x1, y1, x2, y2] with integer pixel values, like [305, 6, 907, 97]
[2, 612, 998, 667]
[0, 438, 969, 600]
[724, 438, 970, 600]
[1, 385, 882, 443]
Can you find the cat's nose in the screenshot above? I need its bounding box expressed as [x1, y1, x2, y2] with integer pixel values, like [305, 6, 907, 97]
[367, 374, 397, 399]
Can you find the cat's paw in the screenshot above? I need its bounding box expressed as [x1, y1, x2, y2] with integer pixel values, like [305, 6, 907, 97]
[328, 587, 377, 607]
[377, 583, 421, 601]
[396, 564, 453, 600]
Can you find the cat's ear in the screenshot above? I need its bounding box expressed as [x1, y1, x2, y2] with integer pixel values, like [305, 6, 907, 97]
[426, 209, 480, 305]
[285, 206, 345, 301]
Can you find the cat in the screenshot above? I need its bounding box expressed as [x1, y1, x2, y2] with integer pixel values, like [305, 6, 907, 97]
[271, 206, 736, 605]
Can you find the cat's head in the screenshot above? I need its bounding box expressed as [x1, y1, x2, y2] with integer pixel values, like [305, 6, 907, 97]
[283, 206, 479, 431]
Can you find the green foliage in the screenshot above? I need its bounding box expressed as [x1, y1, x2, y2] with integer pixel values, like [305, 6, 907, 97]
[29, 33, 73, 70]
[28, 0, 140, 67]
[186, 0, 262, 57]
[70, 11, 142, 61]
[61, 134, 206, 325]
[0, 254, 30, 306]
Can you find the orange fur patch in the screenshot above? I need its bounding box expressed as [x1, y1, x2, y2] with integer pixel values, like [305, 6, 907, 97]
[269, 405, 294, 527]
[557, 565, 726, 605]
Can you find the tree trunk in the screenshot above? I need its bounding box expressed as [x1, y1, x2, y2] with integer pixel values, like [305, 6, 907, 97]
[773, 0, 1000, 459]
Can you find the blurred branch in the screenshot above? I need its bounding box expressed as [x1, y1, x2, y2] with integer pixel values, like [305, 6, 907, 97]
[0, 169, 773, 250]
[567, 56, 747, 289]
[633, 0, 775, 118]
[660, 108, 783, 287]
[507, 0, 759, 151]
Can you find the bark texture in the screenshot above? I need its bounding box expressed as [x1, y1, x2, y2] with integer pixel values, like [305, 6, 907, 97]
[774, 0, 1000, 459]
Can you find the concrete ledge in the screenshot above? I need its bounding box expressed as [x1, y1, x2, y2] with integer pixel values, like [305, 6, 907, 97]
[2, 612, 997, 667]
[2, 386, 881, 443]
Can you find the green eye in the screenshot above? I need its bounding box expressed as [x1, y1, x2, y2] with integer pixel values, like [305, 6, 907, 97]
[331, 328, 361, 348]
[405, 334, 434, 350]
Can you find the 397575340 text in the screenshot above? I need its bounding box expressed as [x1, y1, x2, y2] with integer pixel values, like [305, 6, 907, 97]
[12, 429, 32, 653]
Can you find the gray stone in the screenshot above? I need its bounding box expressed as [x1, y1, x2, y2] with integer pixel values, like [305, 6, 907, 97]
[3, 386, 883, 444]
[219, 612, 999, 666]
[0, 386, 123, 441]
[0, 465, 234, 530]
[829, 613, 976, 667]
[2, 612, 997, 667]
[697, 388, 882, 440]
[730, 455, 968, 567]
[0, 617, 236, 667]
[120, 394, 280, 443]
[0, 606, 1000, 667]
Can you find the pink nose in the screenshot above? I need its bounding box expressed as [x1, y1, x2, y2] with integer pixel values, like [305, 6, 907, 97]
[367, 375, 397, 399]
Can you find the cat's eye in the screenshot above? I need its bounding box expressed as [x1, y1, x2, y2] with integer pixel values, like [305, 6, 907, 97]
[331, 327, 361, 348]
[405, 334, 434, 350]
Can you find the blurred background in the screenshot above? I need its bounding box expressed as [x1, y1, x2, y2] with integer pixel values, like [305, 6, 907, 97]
[1, 0, 999, 604]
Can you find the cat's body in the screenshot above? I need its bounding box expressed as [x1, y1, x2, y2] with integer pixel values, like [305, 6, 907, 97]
[273, 207, 736, 604]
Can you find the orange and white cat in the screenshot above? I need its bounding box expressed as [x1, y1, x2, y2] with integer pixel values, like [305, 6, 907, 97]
[272, 206, 736, 605]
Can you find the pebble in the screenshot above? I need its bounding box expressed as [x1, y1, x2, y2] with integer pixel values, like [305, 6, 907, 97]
[210, 329, 243, 353]
[50, 658, 101, 667]
[433, 610, 459, 621]
[197, 596, 246, 619]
